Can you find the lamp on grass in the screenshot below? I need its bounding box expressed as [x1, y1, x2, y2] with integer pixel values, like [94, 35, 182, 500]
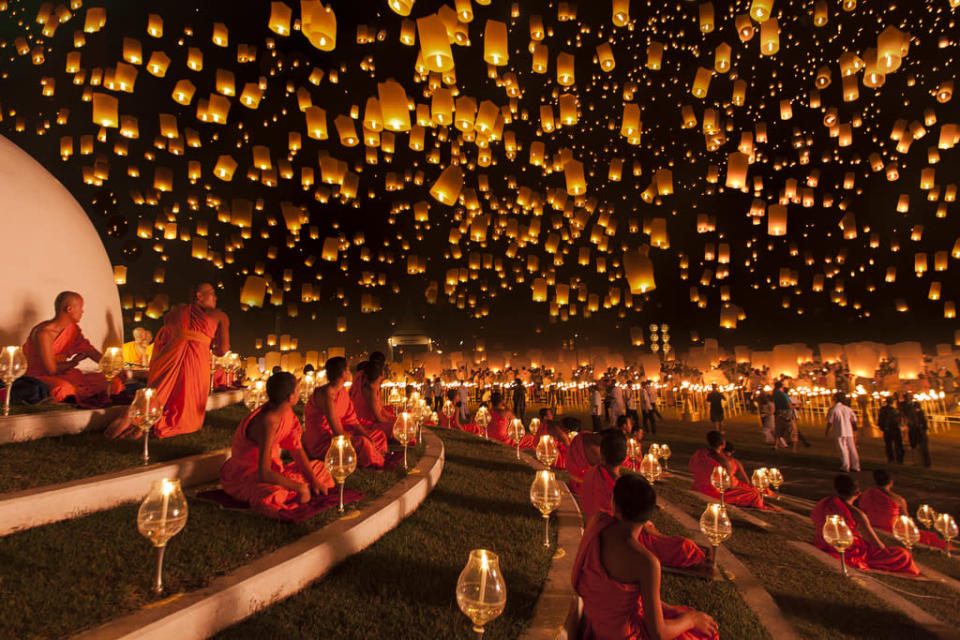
[934, 513, 957, 557]
[710, 465, 731, 508]
[529, 470, 562, 547]
[325, 434, 357, 513]
[626, 437, 641, 467]
[639, 453, 662, 484]
[509, 418, 525, 458]
[892, 515, 920, 550]
[822, 514, 854, 576]
[243, 380, 265, 411]
[137, 478, 188, 596]
[474, 406, 490, 439]
[658, 443, 672, 472]
[442, 399, 455, 426]
[0, 346, 27, 416]
[699, 502, 731, 569]
[527, 417, 540, 435]
[916, 504, 936, 531]
[393, 411, 417, 470]
[129, 387, 161, 464]
[767, 467, 783, 500]
[535, 434, 558, 467]
[751, 467, 770, 508]
[456, 549, 506, 639]
[99, 347, 124, 397]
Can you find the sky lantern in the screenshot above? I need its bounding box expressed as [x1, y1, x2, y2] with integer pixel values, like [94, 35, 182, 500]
[557, 52, 575, 86]
[302, 1, 336, 51]
[417, 14, 454, 73]
[760, 18, 779, 55]
[483, 19, 508, 66]
[564, 160, 586, 196]
[388, 0, 415, 16]
[623, 247, 655, 294]
[377, 80, 411, 132]
[91, 92, 118, 127]
[725, 152, 749, 189]
[750, 0, 774, 22]
[645, 42, 663, 70]
[612, 0, 630, 26]
[699, 2, 714, 33]
[430, 165, 464, 205]
[691, 67, 712, 99]
[768, 204, 787, 235]
[268, 2, 292, 35]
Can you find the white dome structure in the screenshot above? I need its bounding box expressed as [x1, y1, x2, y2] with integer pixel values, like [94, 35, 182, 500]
[0, 134, 123, 350]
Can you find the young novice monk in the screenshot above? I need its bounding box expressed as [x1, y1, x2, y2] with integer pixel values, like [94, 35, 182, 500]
[690, 430, 770, 509]
[573, 474, 720, 640]
[812, 474, 919, 575]
[857, 469, 944, 549]
[220, 372, 333, 518]
[581, 430, 709, 570]
[566, 420, 602, 496]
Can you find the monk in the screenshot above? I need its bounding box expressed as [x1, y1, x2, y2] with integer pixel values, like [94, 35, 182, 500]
[23, 291, 124, 405]
[122, 327, 154, 367]
[220, 372, 333, 518]
[812, 474, 920, 575]
[573, 474, 720, 640]
[485, 390, 516, 445]
[690, 431, 771, 509]
[519, 408, 570, 469]
[582, 430, 708, 570]
[566, 419, 602, 496]
[857, 469, 944, 549]
[349, 354, 396, 442]
[304, 357, 387, 468]
[106, 283, 229, 439]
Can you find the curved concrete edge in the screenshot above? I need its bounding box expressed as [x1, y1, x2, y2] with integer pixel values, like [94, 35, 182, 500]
[71, 429, 445, 640]
[788, 540, 955, 640]
[0, 449, 229, 537]
[657, 498, 801, 640]
[0, 390, 244, 444]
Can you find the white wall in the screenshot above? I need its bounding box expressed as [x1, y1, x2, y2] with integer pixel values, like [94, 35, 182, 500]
[0, 135, 122, 350]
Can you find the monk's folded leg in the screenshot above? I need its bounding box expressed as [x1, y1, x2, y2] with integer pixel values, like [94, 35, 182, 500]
[866, 545, 920, 575]
[725, 486, 766, 509]
[297, 459, 335, 492]
[639, 529, 707, 569]
[351, 434, 385, 468]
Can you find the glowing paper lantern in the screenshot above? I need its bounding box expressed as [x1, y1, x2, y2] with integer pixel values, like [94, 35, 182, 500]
[417, 14, 454, 73]
[483, 19, 508, 66]
[430, 165, 464, 205]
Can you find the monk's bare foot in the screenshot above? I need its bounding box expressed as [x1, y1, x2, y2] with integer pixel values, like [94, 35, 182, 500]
[104, 414, 133, 439]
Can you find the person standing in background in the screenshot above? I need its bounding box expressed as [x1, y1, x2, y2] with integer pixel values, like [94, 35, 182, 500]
[826, 392, 860, 473]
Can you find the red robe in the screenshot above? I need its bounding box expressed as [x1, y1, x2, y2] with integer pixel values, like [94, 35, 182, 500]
[518, 421, 568, 469]
[220, 405, 334, 518]
[23, 322, 123, 405]
[572, 512, 719, 640]
[581, 466, 706, 569]
[566, 433, 593, 496]
[811, 496, 919, 575]
[857, 488, 944, 549]
[487, 409, 515, 445]
[348, 370, 396, 442]
[689, 448, 769, 510]
[148, 303, 219, 438]
[304, 386, 386, 468]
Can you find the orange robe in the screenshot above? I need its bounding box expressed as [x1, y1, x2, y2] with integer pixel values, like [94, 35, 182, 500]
[573, 511, 719, 640]
[689, 448, 769, 509]
[148, 303, 218, 438]
[857, 488, 944, 549]
[304, 386, 386, 468]
[566, 433, 594, 496]
[811, 496, 919, 575]
[348, 371, 396, 441]
[518, 422, 568, 469]
[23, 322, 123, 405]
[220, 405, 334, 518]
[487, 409, 515, 445]
[581, 466, 706, 569]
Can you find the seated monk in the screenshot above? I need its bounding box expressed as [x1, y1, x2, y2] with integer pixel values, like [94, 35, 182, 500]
[812, 474, 919, 575]
[122, 327, 154, 367]
[220, 372, 334, 518]
[106, 283, 229, 439]
[566, 418, 602, 496]
[304, 357, 387, 468]
[690, 431, 770, 509]
[23, 291, 124, 406]
[519, 408, 571, 469]
[615, 414, 644, 472]
[857, 469, 944, 549]
[438, 388, 472, 430]
[582, 430, 708, 570]
[348, 353, 396, 442]
[573, 474, 720, 640]
[485, 391, 516, 445]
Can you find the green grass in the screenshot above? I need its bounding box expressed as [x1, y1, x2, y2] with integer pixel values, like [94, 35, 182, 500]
[0, 404, 248, 493]
[657, 481, 942, 639]
[216, 429, 556, 640]
[0, 444, 422, 639]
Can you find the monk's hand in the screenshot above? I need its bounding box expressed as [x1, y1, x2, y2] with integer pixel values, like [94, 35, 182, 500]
[311, 478, 329, 496]
[297, 483, 312, 504]
[687, 612, 718, 636]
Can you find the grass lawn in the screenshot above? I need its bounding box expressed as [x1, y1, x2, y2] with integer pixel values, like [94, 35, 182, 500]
[216, 428, 556, 640]
[0, 442, 422, 639]
[0, 404, 248, 493]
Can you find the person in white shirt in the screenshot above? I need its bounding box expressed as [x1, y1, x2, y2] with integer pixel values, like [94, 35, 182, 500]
[826, 392, 860, 472]
[457, 381, 470, 422]
[590, 384, 603, 430]
[609, 383, 625, 426]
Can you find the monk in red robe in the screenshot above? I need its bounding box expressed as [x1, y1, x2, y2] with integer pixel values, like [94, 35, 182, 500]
[566, 422, 602, 496]
[812, 474, 919, 575]
[690, 431, 770, 509]
[519, 408, 570, 469]
[348, 353, 396, 442]
[107, 283, 229, 439]
[485, 391, 516, 445]
[23, 291, 124, 406]
[220, 372, 333, 518]
[582, 430, 708, 570]
[304, 356, 387, 468]
[573, 474, 719, 640]
[857, 469, 944, 549]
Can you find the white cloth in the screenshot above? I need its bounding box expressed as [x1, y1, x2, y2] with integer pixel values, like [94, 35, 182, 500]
[609, 386, 625, 423]
[827, 402, 857, 438]
[836, 435, 861, 472]
[590, 390, 602, 416]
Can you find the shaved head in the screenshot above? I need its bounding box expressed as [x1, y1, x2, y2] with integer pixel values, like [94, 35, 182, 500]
[54, 291, 82, 314]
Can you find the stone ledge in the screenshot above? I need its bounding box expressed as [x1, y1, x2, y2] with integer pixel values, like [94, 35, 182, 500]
[0, 389, 244, 444]
[0, 449, 229, 537]
[71, 429, 445, 640]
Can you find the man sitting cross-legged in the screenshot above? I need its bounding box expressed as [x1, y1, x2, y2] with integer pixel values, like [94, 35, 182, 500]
[573, 473, 720, 640]
[219, 372, 333, 518]
[690, 430, 771, 509]
[857, 469, 944, 549]
[582, 430, 709, 570]
[812, 474, 920, 575]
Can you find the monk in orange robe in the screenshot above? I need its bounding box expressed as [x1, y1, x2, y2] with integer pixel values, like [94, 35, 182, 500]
[857, 469, 944, 549]
[566, 423, 602, 496]
[690, 431, 771, 509]
[812, 474, 919, 575]
[304, 356, 387, 468]
[582, 430, 708, 570]
[519, 408, 570, 469]
[485, 391, 517, 445]
[122, 327, 154, 367]
[348, 353, 396, 442]
[573, 474, 719, 640]
[220, 372, 333, 518]
[23, 291, 124, 406]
